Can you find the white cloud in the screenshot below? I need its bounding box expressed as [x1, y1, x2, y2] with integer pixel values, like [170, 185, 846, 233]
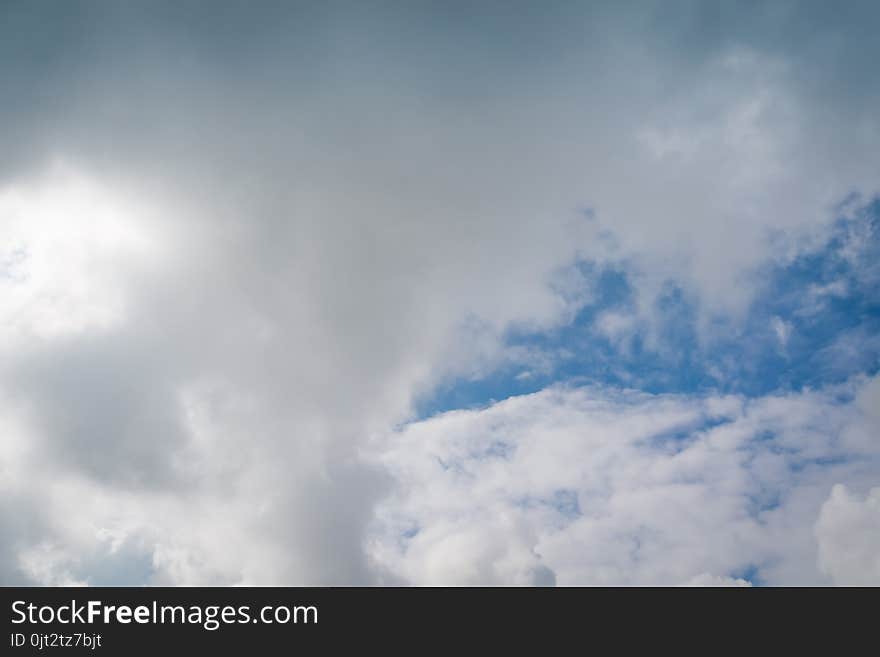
[772, 316, 792, 350]
[368, 378, 880, 585]
[0, 165, 165, 341]
[0, 3, 877, 585]
[683, 573, 752, 587]
[815, 485, 880, 585]
[595, 311, 638, 348]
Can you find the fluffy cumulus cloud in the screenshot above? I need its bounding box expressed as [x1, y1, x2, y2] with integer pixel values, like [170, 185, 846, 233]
[369, 379, 880, 585]
[815, 486, 880, 585]
[0, 1, 878, 585]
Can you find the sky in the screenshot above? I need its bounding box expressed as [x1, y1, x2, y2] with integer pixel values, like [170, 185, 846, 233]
[0, 1, 878, 586]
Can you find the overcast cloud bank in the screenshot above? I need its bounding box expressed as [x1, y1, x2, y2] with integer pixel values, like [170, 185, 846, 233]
[1, 1, 878, 585]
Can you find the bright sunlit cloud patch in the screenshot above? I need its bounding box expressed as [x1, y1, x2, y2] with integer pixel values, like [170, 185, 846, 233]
[0, 164, 162, 341]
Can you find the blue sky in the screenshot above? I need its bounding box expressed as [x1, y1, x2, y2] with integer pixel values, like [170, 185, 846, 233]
[420, 199, 880, 416]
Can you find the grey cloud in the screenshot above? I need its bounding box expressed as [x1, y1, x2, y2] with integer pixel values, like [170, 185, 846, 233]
[0, 493, 50, 585]
[0, 2, 878, 584]
[10, 334, 188, 488]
